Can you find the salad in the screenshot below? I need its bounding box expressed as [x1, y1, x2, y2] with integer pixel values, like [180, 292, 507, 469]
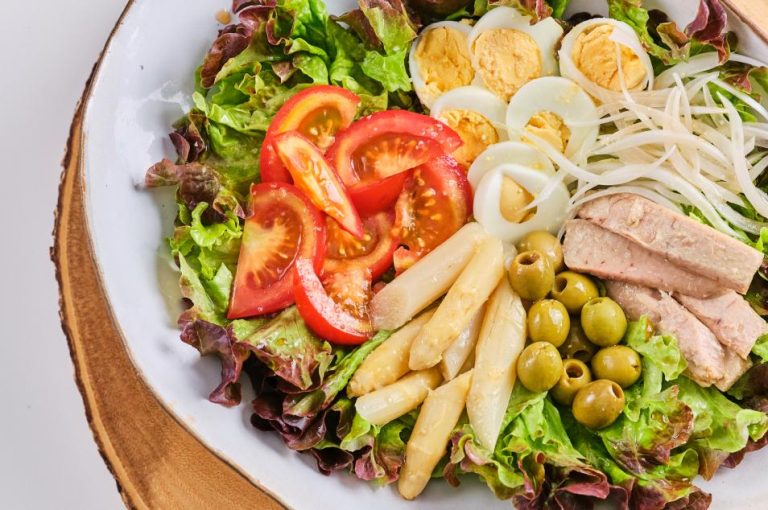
[145, 0, 768, 508]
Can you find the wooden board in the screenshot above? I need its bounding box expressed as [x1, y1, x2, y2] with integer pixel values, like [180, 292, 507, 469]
[52, 3, 285, 508]
[51, 0, 768, 509]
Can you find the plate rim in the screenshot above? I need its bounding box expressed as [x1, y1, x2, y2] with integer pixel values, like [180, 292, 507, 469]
[52, 1, 288, 508]
[55, 1, 768, 509]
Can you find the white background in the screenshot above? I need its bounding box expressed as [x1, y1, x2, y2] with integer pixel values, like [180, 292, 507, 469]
[0, 1, 127, 508]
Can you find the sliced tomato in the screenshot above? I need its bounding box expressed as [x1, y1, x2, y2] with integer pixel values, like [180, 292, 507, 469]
[393, 155, 473, 274]
[273, 131, 364, 238]
[228, 182, 325, 319]
[323, 211, 398, 281]
[326, 110, 463, 214]
[261, 85, 360, 182]
[293, 258, 373, 345]
[348, 172, 410, 216]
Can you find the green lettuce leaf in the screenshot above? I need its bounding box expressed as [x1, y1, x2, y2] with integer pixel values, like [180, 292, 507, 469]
[608, 0, 729, 65]
[568, 414, 709, 508]
[753, 334, 768, 363]
[446, 385, 613, 507]
[677, 377, 768, 455]
[468, 0, 566, 21]
[285, 330, 391, 418]
[624, 316, 687, 386]
[598, 385, 695, 474]
[236, 307, 334, 390]
[340, 411, 416, 483]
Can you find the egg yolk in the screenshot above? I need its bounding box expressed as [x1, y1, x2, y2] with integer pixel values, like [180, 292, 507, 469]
[571, 24, 646, 91]
[438, 109, 500, 167]
[415, 27, 474, 101]
[524, 111, 571, 153]
[500, 176, 535, 223]
[473, 29, 542, 101]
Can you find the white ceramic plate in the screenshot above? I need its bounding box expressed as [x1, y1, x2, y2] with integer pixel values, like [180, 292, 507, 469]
[81, 1, 768, 508]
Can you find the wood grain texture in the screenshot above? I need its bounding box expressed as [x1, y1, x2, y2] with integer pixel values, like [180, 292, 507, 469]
[52, 3, 285, 508]
[54, 95, 285, 510]
[51, 0, 768, 509]
[723, 0, 768, 44]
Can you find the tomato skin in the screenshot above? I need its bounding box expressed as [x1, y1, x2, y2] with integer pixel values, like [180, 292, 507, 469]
[348, 172, 409, 216]
[293, 258, 372, 345]
[323, 211, 399, 281]
[261, 85, 360, 183]
[393, 155, 473, 274]
[227, 182, 325, 319]
[272, 130, 364, 238]
[327, 110, 463, 213]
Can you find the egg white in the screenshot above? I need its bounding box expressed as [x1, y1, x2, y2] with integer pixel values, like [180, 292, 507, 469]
[431, 86, 508, 135]
[505, 77, 599, 162]
[468, 7, 564, 80]
[473, 164, 570, 243]
[559, 18, 654, 101]
[467, 141, 554, 190]
[408, 21, 481, 109]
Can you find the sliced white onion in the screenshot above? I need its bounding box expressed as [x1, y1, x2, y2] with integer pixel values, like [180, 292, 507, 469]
[473, 164, 570, 243]
[712, 78, 768, 122]
[655, 53, 721, 89]
[467, 141, 554, 190]
[720, 95, 768, 219]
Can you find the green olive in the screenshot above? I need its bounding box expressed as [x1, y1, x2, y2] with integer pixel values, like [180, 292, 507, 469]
[527, 300, 570, 347]
[591, 346, 642, 388]
[517, 342, 563, 393]
[580, 297, 628, 347]
[551, 359, 593, 406]
[551, 271, 599, 313]
[517, 231, 564, 272]
[508, 251, 555, 301]
[558, 322, 599, 363]
[572, 379, 626, 429]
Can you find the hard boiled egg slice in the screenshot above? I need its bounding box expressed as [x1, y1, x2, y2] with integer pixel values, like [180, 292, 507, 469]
[468, 7, 564, 101]
[431, 86, 508, 167]
[468, 141, 554, 189]
[559, 18, 653, 101]
[473, 164, 569, 243]
[409, 21, 479, 109]
[506, 77, 599, 161]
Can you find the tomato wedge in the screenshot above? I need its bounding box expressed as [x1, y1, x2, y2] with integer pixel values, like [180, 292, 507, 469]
[293, 258, 373, 345]
[323, 211, 399, 281]
[393, 155, 473, 274]
[261, 85, 360, 182]
[347, 172, 410, 217]
[228, 182, 325, 319]
[273, 131, 364, 238]
[327, 110, 463, 214]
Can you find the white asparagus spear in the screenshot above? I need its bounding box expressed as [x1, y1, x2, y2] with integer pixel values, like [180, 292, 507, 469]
[439, 305, 485, 380]
[348, 310, 435, 397]
[370, 223, 489, 330]
[409, 237, 505, 370]
[398, 370, 473, 500]
[467, 279, 526, 451]
[355, 368, 443, 426]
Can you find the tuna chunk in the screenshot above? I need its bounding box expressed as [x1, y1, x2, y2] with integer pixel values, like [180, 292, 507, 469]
[605, 281, 725, 387]
[563, 220, 724, 299]
[577, 193, 763, 294]
[675, 291, 768, 360]
[716, 351, 753, 392]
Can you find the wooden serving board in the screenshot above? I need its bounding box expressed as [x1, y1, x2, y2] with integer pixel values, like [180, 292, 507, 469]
[52, 1, 767, 509]
[52, 4, 284, 508]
